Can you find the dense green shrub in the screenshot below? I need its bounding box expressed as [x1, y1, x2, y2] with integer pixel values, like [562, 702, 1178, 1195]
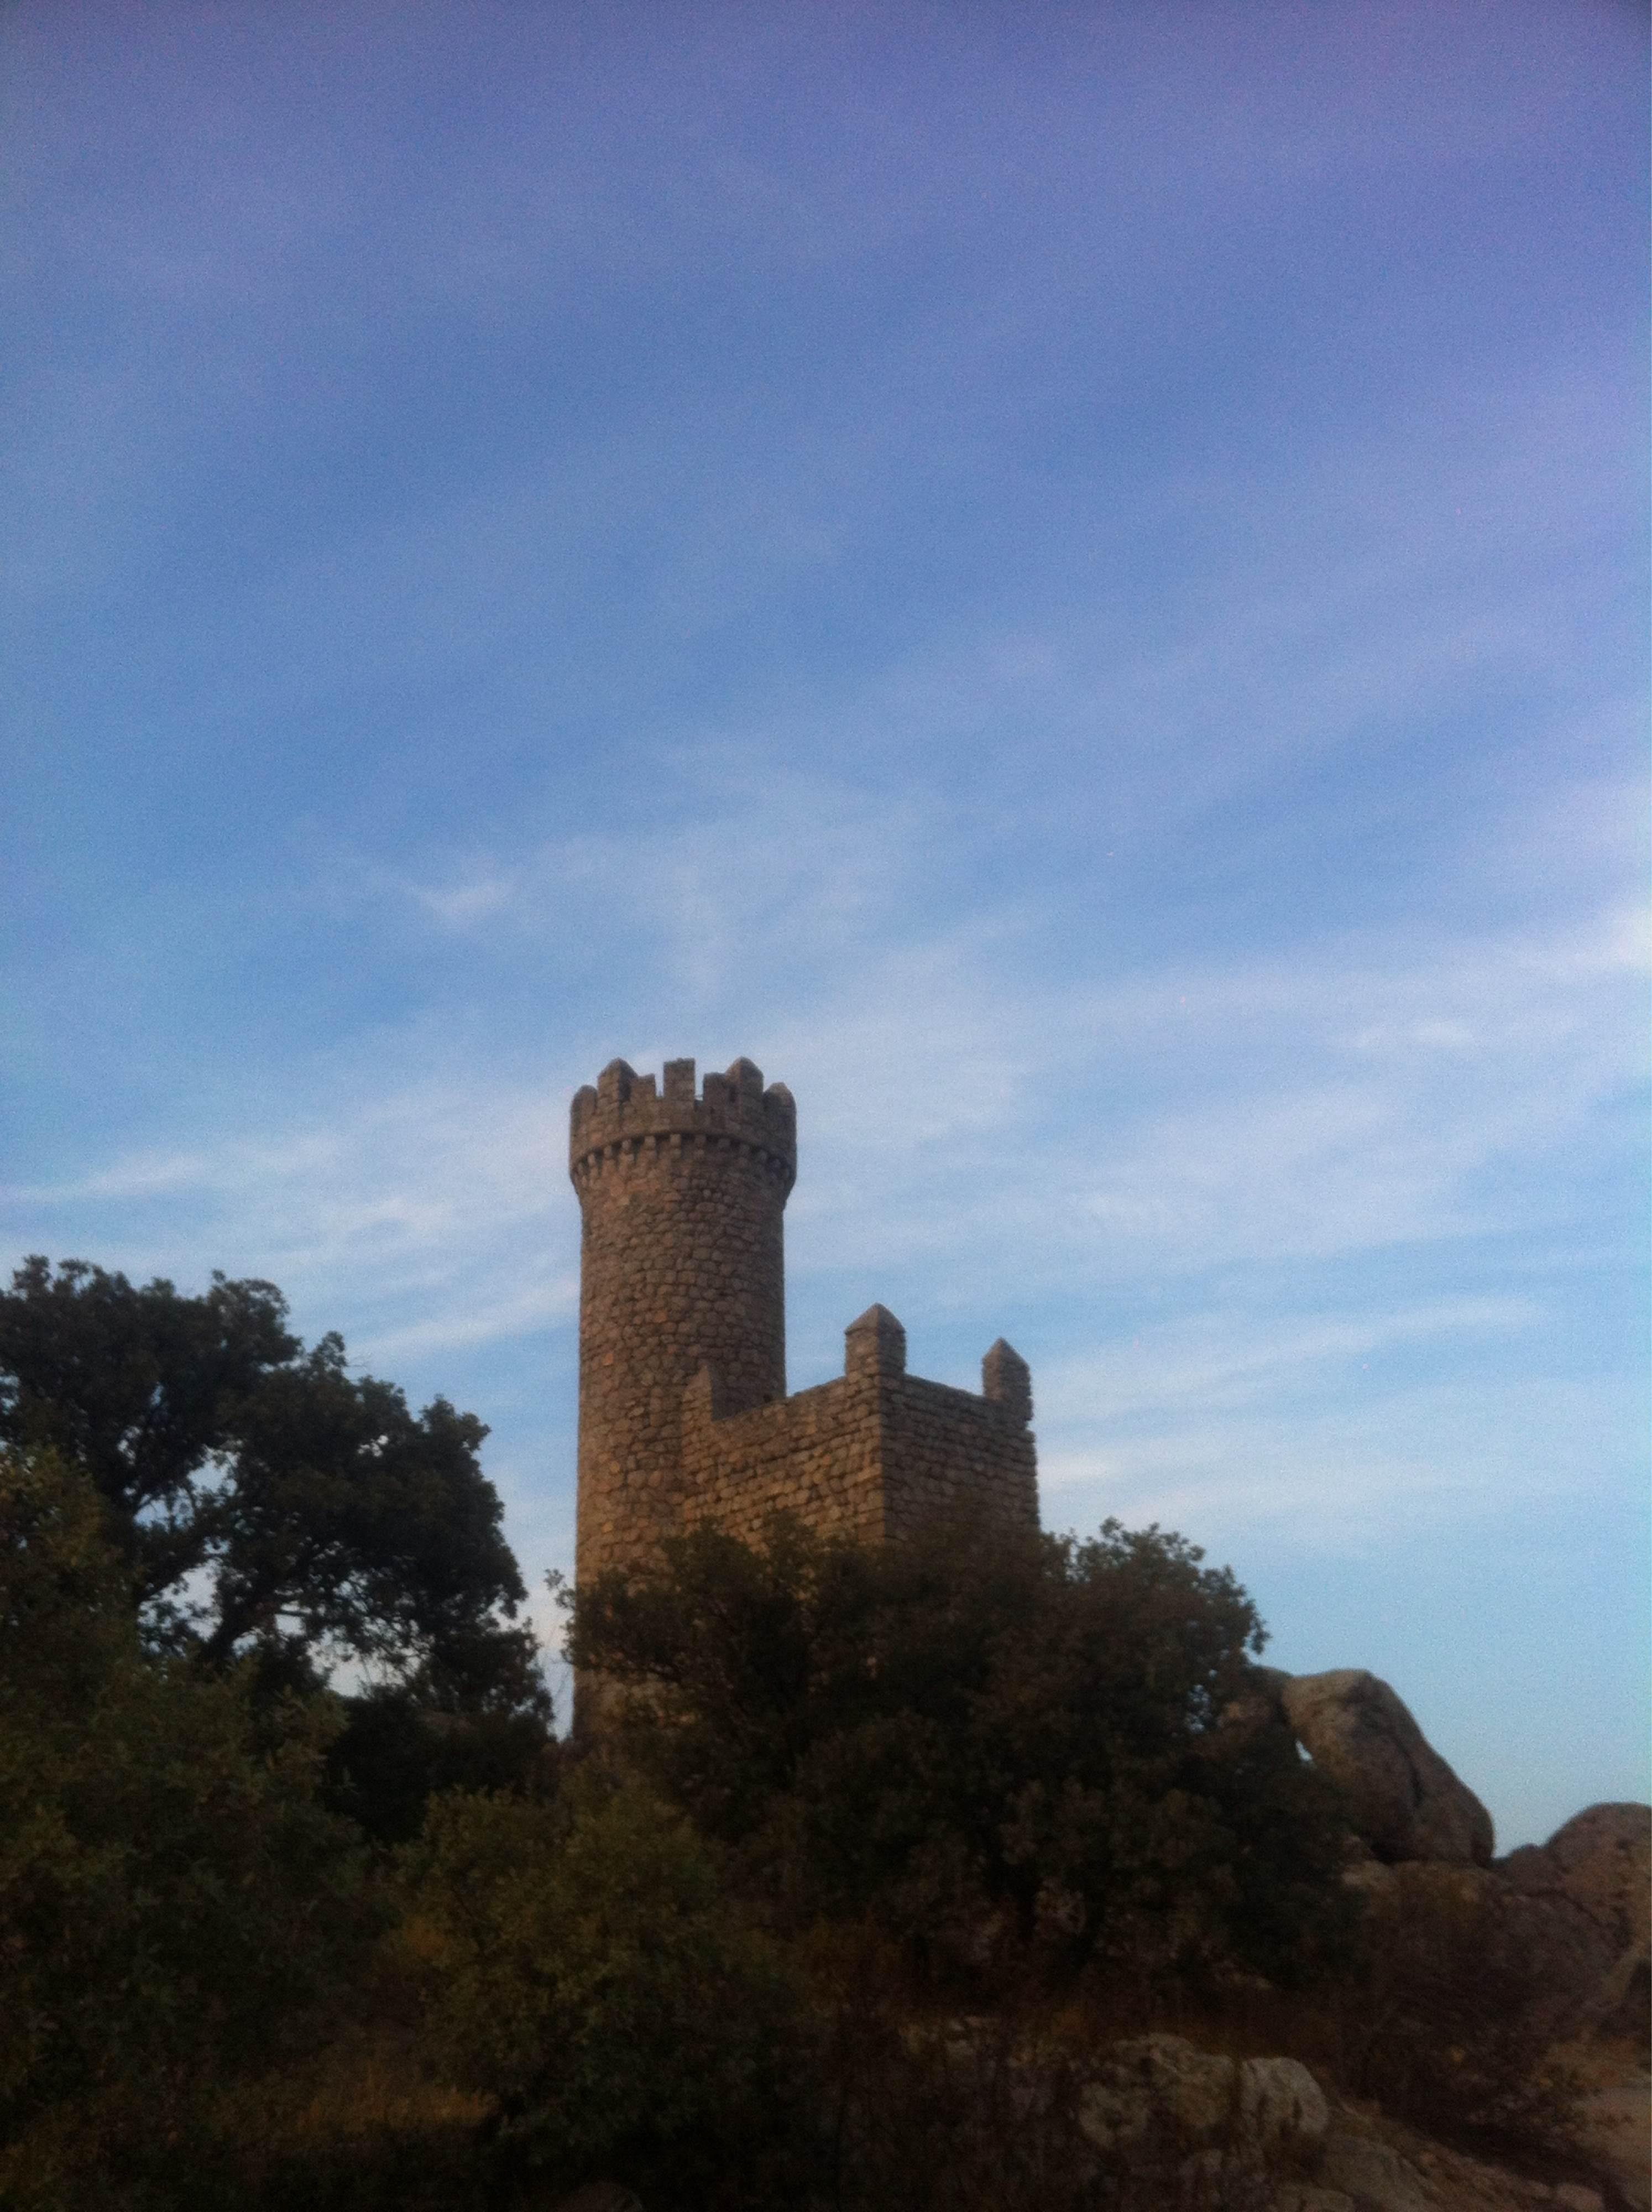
[325, 1684, 561, 1844]
[562, 1511, 1356, 1991]
[398, 1768, 812, 2201]
[0, 1257, 545, 1718]
[12, 1416, 1577, 2208]
[0, 1448, 370, 2208]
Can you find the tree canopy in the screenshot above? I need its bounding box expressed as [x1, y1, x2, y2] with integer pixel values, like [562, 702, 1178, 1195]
[0, 1446, 369, 2200]
[563, 1511, 1357, 1988]
[0, 1257, 542, 1716]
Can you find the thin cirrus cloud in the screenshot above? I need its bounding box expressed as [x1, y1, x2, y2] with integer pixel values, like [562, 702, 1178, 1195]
[1040, 1300, 1546, 1428]
[1037, 1378, 1628, 1558]
[8, 858, 1633, 1401]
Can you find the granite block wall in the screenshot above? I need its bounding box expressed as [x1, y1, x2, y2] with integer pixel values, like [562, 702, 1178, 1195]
[679, 1303, 1037, 1545]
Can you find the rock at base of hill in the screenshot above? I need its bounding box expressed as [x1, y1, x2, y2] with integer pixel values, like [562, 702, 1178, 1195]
[1342, 1852, 1620, 2052]
[1076, 2033, 1330, 2168]
[1317, 2130, 1433, 2211]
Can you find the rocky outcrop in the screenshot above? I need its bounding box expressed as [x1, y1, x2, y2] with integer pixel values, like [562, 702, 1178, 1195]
[1242, 2054, 1334, 2163]
[1076, 2033, 1330, 2169]
[1546, 1805, 1651, 1943]
[1221, 1662, 1295, 1740]
[1315, 2128, 1432, 2211]
[1572, 2057, 1652, 2212]
[1280, 1668, 1495, 1865]
[1499, 1803, 1651, 2047]
[1341, 1853, 1622, 2058]
[1501, 1803, 1651, 1949]
[931, 2016, 1640, 2212]
[1073, 2036, 1633, 2210]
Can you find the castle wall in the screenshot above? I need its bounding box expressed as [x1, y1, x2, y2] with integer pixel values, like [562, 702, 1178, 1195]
[679, 1303, 1038, 1547]
[679, 1371, 887, 1545]
[880, 1371, 1039, 1536]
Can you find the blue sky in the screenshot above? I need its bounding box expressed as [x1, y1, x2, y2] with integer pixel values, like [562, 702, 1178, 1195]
[3, 1, 1646, 1847]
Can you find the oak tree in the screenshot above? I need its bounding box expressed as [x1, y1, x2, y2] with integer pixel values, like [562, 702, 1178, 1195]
[0, 1257, 543, 1718]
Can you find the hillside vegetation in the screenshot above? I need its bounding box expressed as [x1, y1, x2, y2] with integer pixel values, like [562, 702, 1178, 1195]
[0, 1260, 1625, 2210]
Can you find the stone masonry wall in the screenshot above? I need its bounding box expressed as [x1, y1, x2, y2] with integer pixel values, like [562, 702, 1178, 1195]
[679, 1370, 886, 1545]
[680, 1304, 1037, 1547]
[881, 1374, 1039, 1536]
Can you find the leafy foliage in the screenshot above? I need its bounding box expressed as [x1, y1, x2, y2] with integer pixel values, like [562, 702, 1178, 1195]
[1, 1320, 1584, 2205]
[0, 1449, 1592, 2208]
[325, 1684, 561, 1845]
[0, 1447, 370, 2206]
[0, 1256, 543, 1715]
[562, 1512, 1356, 1989]
[399, 1770, 810, 2199]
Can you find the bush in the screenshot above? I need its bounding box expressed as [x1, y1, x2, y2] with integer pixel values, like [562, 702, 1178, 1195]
[325, 1684, 561, 1844]
[0, 1448, 370, 2207]
[0, 1256, 544, 1718]
[562, 1512, 1356, 1992]
[399, 1768, 812, 2203]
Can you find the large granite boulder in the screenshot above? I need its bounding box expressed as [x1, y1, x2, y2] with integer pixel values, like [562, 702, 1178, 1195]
[1076, 2034, 1240, 2154]
[1280, 1668, 1495, 1865]
[1219, 1662, 1294, 1739]
[1347, 1856, 1619, 2046]
[1316, 2130, 1432, 2212]
[1498, 1802, 1651, 2044]
[1500, 1803, 1650, 1955]
[1238, 2054, 1332, 2163]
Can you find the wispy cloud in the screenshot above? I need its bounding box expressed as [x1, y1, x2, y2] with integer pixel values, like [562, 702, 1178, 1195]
[1028, 1295, 1598, 1555]
[2, 1079, 576, 1368]
[407, 869, 521, 927]
[7, 858, 1638, 1545]
[1040, 1298, 1543, 1425]
[1038, 1371, 1635, 1553]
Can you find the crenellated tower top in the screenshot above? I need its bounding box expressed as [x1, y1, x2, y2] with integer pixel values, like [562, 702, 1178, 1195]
[569, 1056, 796, 1190]
[569, 1053, 795, 1593]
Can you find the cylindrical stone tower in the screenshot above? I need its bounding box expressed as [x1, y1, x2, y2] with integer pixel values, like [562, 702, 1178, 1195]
[569, 1054, 796, 1587]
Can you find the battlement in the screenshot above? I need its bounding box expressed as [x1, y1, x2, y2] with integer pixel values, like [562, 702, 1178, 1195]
[569, 1056, 797, 1186]
[677, 1305, 1038, 1550]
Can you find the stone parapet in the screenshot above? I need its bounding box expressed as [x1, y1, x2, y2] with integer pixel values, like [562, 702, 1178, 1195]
[981, 1338, 1033, 1426]
[571, 1057, 796, 1190]
[569, 1053, 793, 1590]
[681, 1372, 887, 1546]
[679, 1310, 1038, 1551]
[881, 1368, 1038, 1536]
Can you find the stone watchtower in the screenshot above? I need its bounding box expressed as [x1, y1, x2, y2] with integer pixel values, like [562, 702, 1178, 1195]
[570, 1054, 1038, 1603]
[569, 1056, 797, 1585]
